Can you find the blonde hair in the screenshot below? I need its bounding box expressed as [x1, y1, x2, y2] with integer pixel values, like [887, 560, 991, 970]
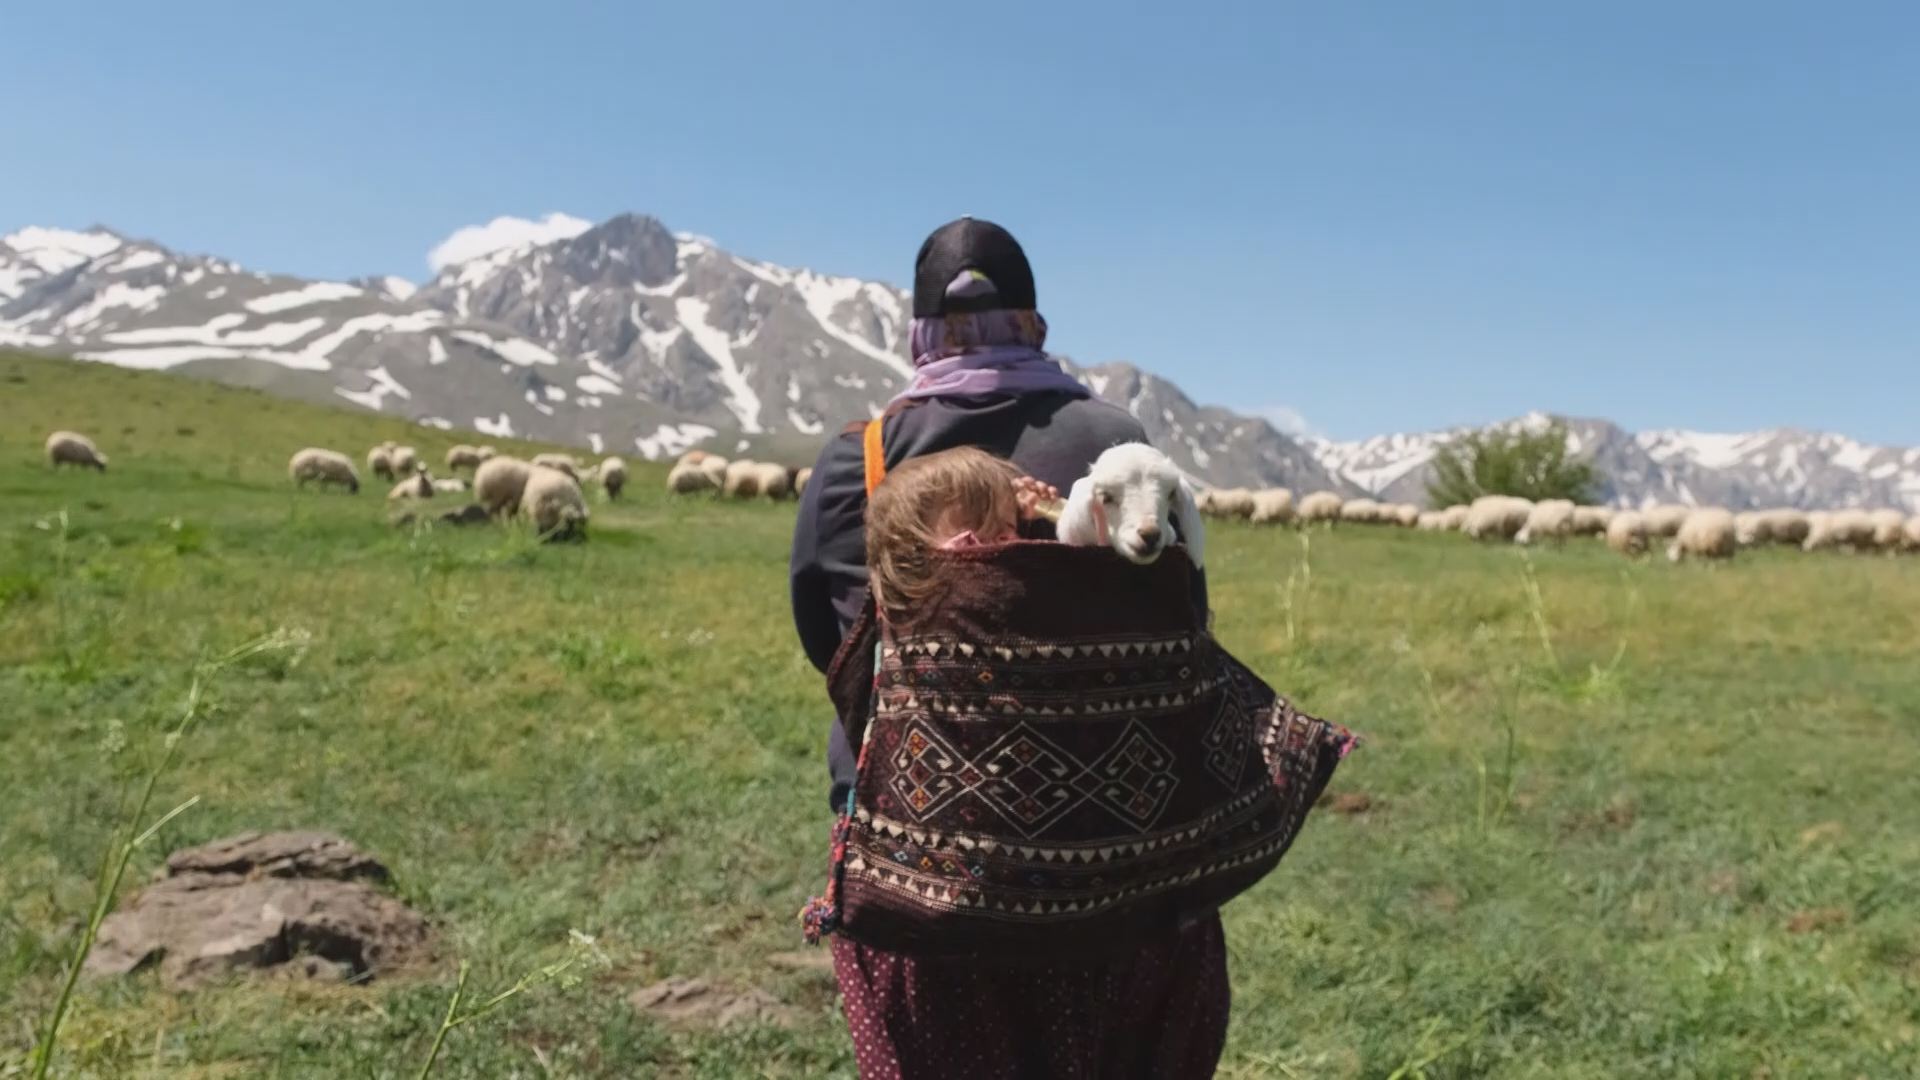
[866, 446, 1023, 627]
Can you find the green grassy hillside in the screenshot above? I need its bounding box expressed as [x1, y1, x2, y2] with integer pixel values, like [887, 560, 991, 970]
[2, 352, 1916, 1077]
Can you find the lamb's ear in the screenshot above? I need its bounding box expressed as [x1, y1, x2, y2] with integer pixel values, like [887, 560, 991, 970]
[1173, 478, 1206, 569]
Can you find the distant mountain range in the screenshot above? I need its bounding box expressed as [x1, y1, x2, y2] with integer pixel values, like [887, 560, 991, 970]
[3, 216, 1913, 510]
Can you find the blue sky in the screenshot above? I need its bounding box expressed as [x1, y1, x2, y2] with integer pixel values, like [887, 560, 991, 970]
[4, 2, 1915, 443]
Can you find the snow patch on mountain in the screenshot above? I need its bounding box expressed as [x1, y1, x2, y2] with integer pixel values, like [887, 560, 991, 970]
[428, 213, 592, 271]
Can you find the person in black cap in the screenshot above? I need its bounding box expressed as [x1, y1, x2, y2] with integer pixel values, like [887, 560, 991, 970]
[790, 219, 1225, 1079]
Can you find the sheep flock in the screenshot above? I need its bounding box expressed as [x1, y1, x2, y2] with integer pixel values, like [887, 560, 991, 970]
[1196, 487, 1920, 561]
[38, 427, 1920, 561]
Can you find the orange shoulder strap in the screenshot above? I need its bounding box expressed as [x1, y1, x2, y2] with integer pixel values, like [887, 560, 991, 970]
[862, 417, 887, 497]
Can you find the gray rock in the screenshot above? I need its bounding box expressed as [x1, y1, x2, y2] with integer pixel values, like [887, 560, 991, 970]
[630, 976, 802, 1030]
[86, 831, 431, 988]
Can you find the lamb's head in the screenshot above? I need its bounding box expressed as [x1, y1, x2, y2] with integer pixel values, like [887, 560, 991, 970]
[1060, 443, 1205, 568]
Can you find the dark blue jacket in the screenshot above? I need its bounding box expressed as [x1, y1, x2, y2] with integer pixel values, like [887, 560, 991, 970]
[789, 391, 1207, 809]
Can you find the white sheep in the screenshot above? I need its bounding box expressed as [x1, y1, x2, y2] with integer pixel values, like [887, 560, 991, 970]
[1057, 443, 1204, 569]
[1462, 495, 1532, 541]
[288, 448, 360, 493]
[1605, 511, 1648, 556]
[1761, 508, 1810, 546]
[668, 460, 716, 494]
[432, 477, 470, 494]
[599, 456, 628, 500]
[1570, 506, 1613, 536]
[390, 446, 420, 476]
[1249, 488, 1295, 525]
[754, 462, 792, 500]
[1903, 516, 1920, 553]
[1296, 491, 1343, 524]
[45, 431, 108, 471]
[367, 445, 396, 482]
[1641, 503, 1690, 539]
[1516, 499, 1576, 545]
[795, 466, 814, 495]
[446, 445, 485, 472]
[1439, 505, 1470, 531]
[530, 453, 579, 480]
[474, 455, 532, 517]
[1734, 511, 1768, 547]
[520, 466, 589, 541]
[1667, 508, 1736, 562]
[1810, 509, 1876, 552]
[678, 449, 713, 467]
[1390, 503, 1421, 528]
[723, 460, 763, 499]
[1339, 498, 1382, 525]
[1415, 511, 1449, 531]
[1868, 508, 1907, 551]
[387, 471, 434, 501]
[698, 455, 728, 487]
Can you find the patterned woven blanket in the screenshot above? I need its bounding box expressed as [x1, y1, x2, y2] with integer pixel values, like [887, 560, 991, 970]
[814, 541, 1353, 959]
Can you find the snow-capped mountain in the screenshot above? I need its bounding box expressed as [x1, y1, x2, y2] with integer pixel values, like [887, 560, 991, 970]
[4, 216, 1914, 507]
[1305, 413, 1920, 512]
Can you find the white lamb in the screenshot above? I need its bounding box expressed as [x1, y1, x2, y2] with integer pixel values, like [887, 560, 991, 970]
[288, 448, 359, 493]
[1516, 499, 1576, 545]
[1667, 508, 1736, 562]
[388, 471, 434, 501]
[1057, 443, 1205, 569]
[474, 456, 532, 516]
[432, 477, 470, 494]
[390, 445, 419, 476]
[1249, 488, 1295, 525]
[45, 431, 108, 471]
[446, 445, 485, 472]
[521, 466, 589, 541]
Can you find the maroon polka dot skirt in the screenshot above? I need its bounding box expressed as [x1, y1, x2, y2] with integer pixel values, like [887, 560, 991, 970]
[831, 912, 1230, 1079]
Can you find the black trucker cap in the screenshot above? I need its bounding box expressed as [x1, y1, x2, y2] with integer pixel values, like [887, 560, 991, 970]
[911, 217, 1037, 318]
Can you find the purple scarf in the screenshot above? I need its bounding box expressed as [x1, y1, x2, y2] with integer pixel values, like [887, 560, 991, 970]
[895, 308, 1091, 402]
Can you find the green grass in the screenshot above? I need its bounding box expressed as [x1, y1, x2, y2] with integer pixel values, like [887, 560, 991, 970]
[2, 351, 1917, 1077]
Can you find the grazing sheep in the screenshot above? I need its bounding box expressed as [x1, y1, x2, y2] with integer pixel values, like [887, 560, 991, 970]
[1058, 444, 1205, 568]
[668, 460, 717, 494]
[1734, 511, 1769, 547]
[1642, 504, 1690, 539]
[45, 431, 108, 471]
[476, 446, 498, 462]
[1415, 511, 1449, 531]
[432, 477, 469, 494]
[722, 460, 764, 498]
[1249, 488, 1295, 525]
[521, 466, 589, 541]
[1570, 506, 1613, 536]
[1339, 498, 1382, 525]
[1868, 508, 1907, 551]
[530, 453, 579, 479]
[446, 444, 485, 472]
[1761, 508, 1809, 546]
[1516, 499, 1576, 545]
[1439, 505, 1470, 531]
[1667, 508, 1736, 562]
[679, 449, 712, 467]
[1389, 503, 1421, 528]
[367, 445, 396, 482]
[390, 446, 419, 476]
[697, 456, 728, 486]
[1605, 511, 1648, 556]
[474, 455, 533, 517]
[795, 466, 814, 495]
[1462, 495, 1533, 541]
[1904, 516, 1920, 553]
[1297, 491, 1343, 524]
[288, 448, 360, 493]
[387, 471, 434, 501]
[598, 456, 628, 500]
[1809, 509, 1877, 552]
[754, 462, 792, 500]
